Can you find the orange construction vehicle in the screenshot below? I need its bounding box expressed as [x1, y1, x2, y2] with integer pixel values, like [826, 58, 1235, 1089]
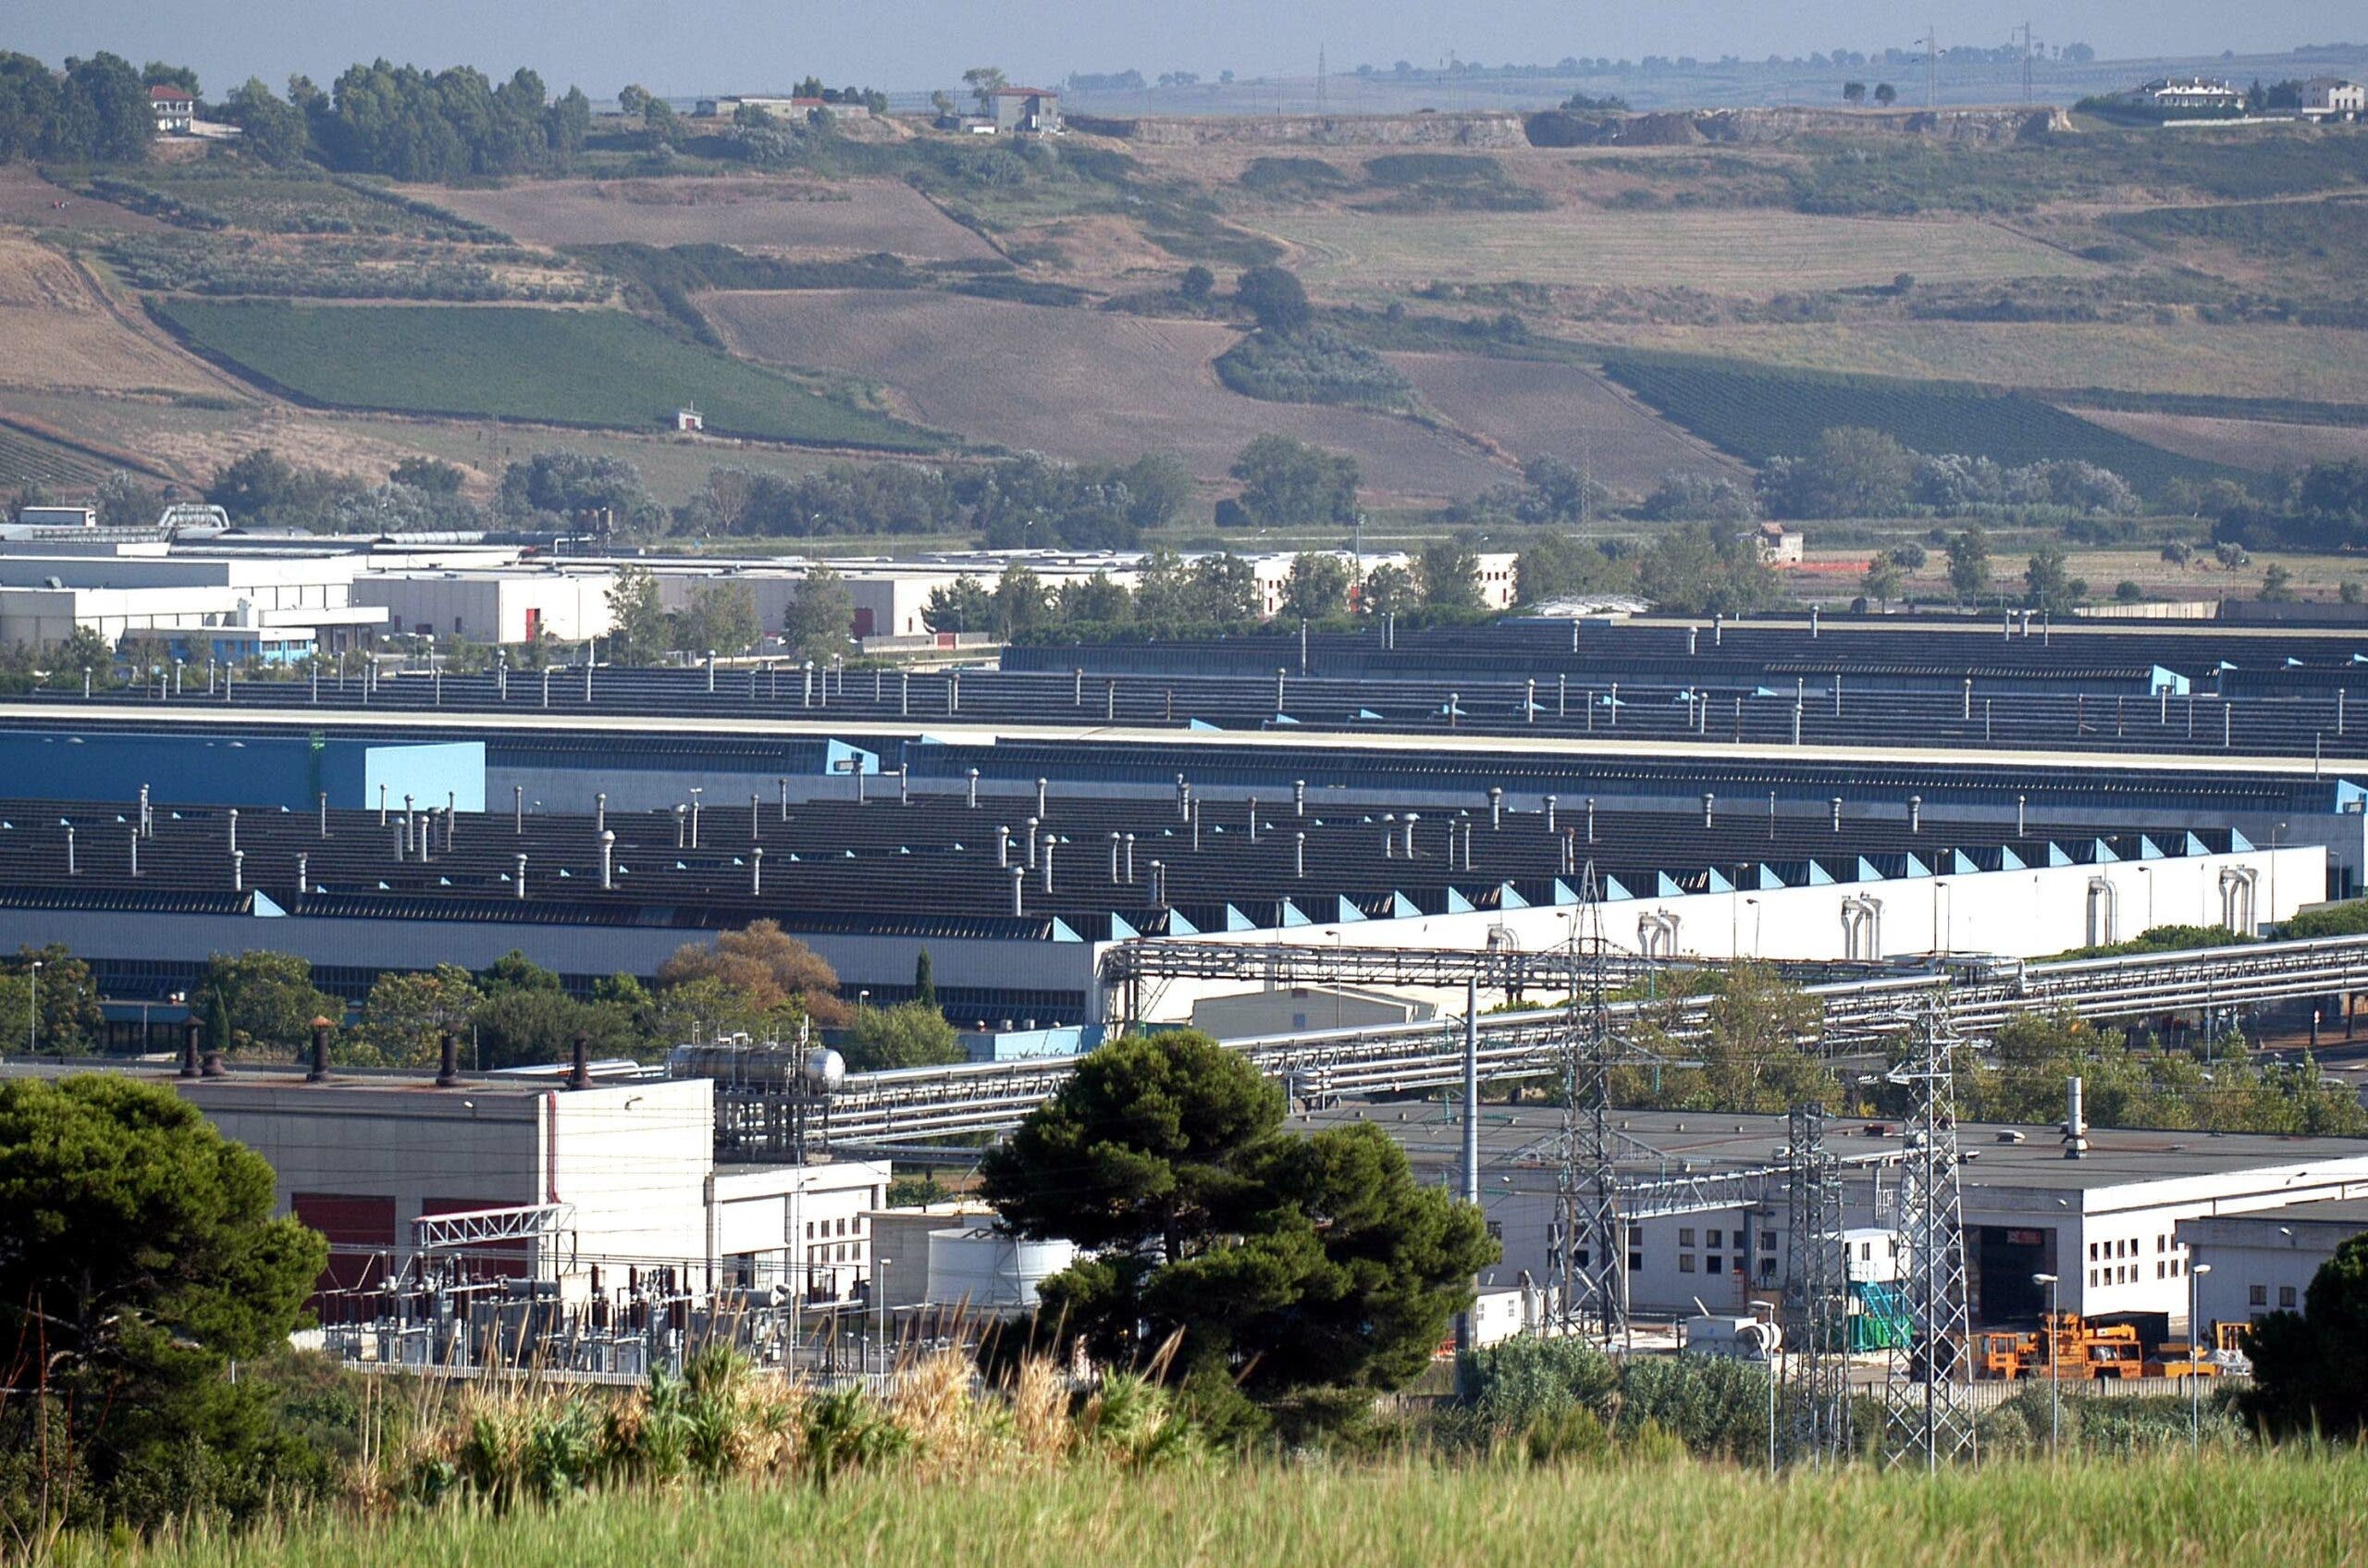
[2038, 1311, 2145, 1379]
[1976, 1329, 2041, 1380]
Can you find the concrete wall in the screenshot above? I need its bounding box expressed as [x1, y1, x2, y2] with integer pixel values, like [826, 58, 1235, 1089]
[354, 573, 617, 644]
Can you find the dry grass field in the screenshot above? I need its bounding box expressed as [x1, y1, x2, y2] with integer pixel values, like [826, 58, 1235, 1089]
[1253, 209, 2098, 295]
[0, 163, 169, 233]
[411, 177, 1000, 260]
[0, 237, 230, 396]
[1385, 352, 1745, 492]
[705, 289, 1513, 499]
[2067, 409, 2368, 473]
[1587, 319, 2368, 402]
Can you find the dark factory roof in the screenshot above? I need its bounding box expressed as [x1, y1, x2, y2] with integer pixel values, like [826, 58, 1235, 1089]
[0, 787, 2265, 944]
[27, 621, 2368, 760]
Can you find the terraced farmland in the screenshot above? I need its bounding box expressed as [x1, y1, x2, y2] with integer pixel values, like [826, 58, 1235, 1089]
[707, 290, 1513, 498]
[1599, 356, 2240, 495]
[1255, 208, 2100, 295]
[154, 300, 936, 451]
[413, 177, 1000, 260]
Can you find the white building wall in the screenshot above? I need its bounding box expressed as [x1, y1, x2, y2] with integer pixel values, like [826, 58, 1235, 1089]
[1115, 846, 2324, 1024]
[2178, 1209, 2368, 1327]
[354, 572, 617, 643]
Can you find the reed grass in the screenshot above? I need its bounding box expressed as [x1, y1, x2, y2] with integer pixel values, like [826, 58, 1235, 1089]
[68, 1445, 2368, 1568]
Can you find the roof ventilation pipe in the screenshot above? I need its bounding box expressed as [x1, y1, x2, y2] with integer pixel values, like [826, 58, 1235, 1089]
[1586, 797, 1597, 844]
[1404, 813, 1420, 858]
[306, 1017, 332, 1083]
[596, 793, 607, 833]
[750, 847, 763, 895]
[1489, 788, 1503, 830]
[1109, 833, 1121, 883]
[567, 1031, 592, 1091]
[1832, 797, 1844, 832]
[1294, 779, 1306, 817]
[599, 830, 615, 890]
[1545, 796, 1557, 834]
[1248, 800, 1259, 844]
[231, 850, 244, 892]
[1124, 833, 1136, 883]
[437, 1031, 462, 1089]
[1026, 818, 1040, 869]
[1042, 839, 1055, 894]
[1009, 865, 1026, 916]
[1382, 815, 1396, 859]
[1703, 793, 1715, 830]
[1295, 832, 1306, 879]
[2064, 1075, 2089, 1160]
[1908, 795, 1922, 833]
[179, 1016, 202, 1080]
[227, 808, 238, 858]
[997, 824, 1011, 868]
[63, 825, 74, 876]
[514, 854, 527, 900]
[1036, 777, 1048, 819]
[295, 852, 306, 894]
[129, 832, 139, 879]
[967, 769, 980, 809]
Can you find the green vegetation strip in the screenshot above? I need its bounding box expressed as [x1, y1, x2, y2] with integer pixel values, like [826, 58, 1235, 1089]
[97, 1451, 2368, 1568]
[151, 300, 935, 451]
[1598, 355, 2241, 495]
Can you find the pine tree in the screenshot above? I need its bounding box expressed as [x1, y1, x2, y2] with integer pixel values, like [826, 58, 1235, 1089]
[913, 947, 937, 1012]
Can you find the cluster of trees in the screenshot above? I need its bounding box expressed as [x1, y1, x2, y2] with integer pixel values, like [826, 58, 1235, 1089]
[602, 561, 851, 665]
[672, 451, 1193, 549]
[0, 51, 165, 163]
[2214, 461, 2368, 555]
[1607, 969, 2367, 1138]
[1, 945, 105, 1055]
[222, 63, 592, 179]
[983, 1031, 1497, 1405]
[204, 447, 480, 534]
[1761, 427, 2140, 521]
[1220, 435, 1361, 529]
[1866, 524, 2088, 612]
[183, 925, 960, 1074]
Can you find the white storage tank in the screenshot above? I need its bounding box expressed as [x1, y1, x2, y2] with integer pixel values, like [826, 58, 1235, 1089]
[924, 1227, 1076, 1314]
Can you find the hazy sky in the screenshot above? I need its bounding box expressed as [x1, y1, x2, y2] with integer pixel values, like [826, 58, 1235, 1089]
[18, 1, 2359, 98]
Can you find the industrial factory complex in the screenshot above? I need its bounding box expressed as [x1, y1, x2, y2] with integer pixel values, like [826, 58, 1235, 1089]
[10, 549, 2368, 1408]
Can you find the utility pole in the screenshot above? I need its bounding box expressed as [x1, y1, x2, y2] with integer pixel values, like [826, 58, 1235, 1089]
[1784, 1105, 1851, 1464]
[1920, 28, 1940, 110]
[1317, 45, 1326, 115]
[1881, 1000, 1978, 1469]
[2016, 22, 2035, 105]
[1551, 862, 1624, 1347]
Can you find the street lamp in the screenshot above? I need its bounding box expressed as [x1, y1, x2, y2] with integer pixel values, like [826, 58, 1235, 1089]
[2031, 1272, 2060, 1452]
[26, 959, 41, 1055]
[2189, 1263, 2213, 1450]
[1932, 881, 1951, 955]
[1745, 896, 1762, 959]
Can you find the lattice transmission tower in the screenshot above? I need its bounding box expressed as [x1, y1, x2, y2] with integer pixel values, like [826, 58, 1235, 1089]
[1548, 861, 1624, 1345]
[1783, 1104, 1852, 1464]
[1881, 1000, 1978, 1469]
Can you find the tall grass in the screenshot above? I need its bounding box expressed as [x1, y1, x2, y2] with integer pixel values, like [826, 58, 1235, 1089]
[68, 1446, 2368, 1568]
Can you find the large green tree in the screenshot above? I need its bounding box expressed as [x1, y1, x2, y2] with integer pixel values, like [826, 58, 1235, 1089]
[194, 951, 339, 1058]
[985, 1032, 1496, 1393]
[2245, 1231, 2368, 1438]
[841, 1001, 965, 1071]
[1227, 435, 1358, 530]
[604, 564, 670, 664]
[0, 1076, 327, 1530]
[1280, 552, 1351, 621]
[782, 563, 853, 664]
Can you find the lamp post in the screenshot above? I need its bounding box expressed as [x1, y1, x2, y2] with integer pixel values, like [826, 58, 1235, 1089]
[2031, 1272, 2060, 1452]
[26, 959, 41, 1055]
[2189, 1263, 2213, 1451]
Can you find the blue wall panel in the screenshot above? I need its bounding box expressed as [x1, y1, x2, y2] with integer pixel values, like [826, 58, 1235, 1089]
[0, 730, 483, 810]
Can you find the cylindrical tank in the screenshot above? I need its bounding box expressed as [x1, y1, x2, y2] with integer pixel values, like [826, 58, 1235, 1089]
[667, 1043, 845, 1092]
[924, 1228, 1076, 1312]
